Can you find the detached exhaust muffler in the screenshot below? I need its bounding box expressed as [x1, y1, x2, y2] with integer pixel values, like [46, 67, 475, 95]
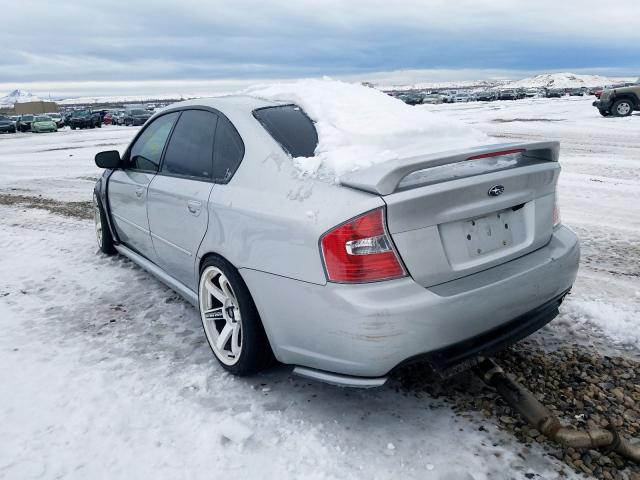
[474, 358, 640, 463]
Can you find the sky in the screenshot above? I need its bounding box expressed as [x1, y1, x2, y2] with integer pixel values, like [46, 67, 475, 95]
[1, 0, 639, 97]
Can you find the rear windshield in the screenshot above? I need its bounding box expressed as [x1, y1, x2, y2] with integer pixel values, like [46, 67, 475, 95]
[253, 105, 318, 158]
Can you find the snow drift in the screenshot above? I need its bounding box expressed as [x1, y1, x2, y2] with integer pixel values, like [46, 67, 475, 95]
[248, 79, 488, 179]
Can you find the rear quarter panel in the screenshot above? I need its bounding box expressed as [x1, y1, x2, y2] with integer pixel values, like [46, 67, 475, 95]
[196, 113, 383, 286]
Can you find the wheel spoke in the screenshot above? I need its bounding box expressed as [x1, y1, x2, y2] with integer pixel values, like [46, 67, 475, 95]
[216, 324, 233, 351]
[231, 323, 241, 355]
[206, 278, 226, 303]
[220, 276, 236, 302]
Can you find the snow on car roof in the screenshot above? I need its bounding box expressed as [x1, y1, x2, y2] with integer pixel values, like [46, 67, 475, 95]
[246, 79, 488, 179]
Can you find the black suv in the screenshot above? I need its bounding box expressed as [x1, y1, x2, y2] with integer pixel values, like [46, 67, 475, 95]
[17, 114, 35, 132]
[69, 110, 102, 129]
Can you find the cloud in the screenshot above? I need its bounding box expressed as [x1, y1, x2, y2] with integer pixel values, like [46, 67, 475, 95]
[1, 0, 638, 94]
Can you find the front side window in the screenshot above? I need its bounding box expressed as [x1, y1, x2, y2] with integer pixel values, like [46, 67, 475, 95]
[127, 112, 178, 172]
[162, 110, 218, 179]
[253, 105, 318, 158]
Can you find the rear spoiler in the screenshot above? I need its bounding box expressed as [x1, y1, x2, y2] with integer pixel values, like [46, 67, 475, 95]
[339, 141, 560, 196]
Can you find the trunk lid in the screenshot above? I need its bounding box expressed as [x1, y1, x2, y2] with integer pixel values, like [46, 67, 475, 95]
[340, 142, 560, 287]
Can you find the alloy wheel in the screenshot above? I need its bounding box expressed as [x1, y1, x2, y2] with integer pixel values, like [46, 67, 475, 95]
[199, 266, 243, 365]
[616, 102, 631, 116]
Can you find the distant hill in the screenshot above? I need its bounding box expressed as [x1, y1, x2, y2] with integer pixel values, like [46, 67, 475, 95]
[0, 89, 42, 107]
[505, 73, 628, 89]
[376, 72, 636, 92]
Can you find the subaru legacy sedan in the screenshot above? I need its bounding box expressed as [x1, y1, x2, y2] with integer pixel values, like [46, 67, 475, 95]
[93, 96, 579, 387]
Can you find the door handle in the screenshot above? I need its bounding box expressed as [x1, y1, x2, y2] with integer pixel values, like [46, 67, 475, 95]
[134, 187, 144, 199]
[187, 200, 202, 216]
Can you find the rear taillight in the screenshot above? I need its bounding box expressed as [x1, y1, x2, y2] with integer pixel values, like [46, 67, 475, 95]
[553, 192, 561, 227]
[320, 208, 406, 283]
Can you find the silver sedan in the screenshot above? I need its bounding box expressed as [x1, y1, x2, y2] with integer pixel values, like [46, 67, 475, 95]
[93, 96, 579, 387]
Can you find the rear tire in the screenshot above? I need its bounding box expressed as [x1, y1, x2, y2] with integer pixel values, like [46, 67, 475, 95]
[94, 194, 116, 255]
[612, 99, 633, 117]
[198, 256, 273, 376]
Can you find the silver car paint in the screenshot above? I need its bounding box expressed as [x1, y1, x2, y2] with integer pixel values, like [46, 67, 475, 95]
[241, 226, 578, 377]
[108, 170, 157, 260]
[102, 95, 580, 381]
[147, 175, 214, 289]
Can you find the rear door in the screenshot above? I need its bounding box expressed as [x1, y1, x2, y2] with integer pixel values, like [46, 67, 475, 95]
[108, 112, 179, 260]
[147, 110, 218, 290]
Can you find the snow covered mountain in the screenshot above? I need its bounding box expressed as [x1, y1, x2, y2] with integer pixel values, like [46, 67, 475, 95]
[506, 73, 618, 89]
[0, 89, 42, 107]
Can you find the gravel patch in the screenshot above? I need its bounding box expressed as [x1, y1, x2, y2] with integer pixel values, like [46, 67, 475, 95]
[395, 342, 640, 479]
[0, 193, 92, 220]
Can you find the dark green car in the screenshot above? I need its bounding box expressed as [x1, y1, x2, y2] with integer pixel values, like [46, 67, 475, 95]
[593, 84, 640, 117]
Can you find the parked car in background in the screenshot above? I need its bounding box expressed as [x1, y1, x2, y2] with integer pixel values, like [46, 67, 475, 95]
[92, 109, 109, 123]
[476, 90, 498, 101]
[545, 89, 564, 98]
[525, 88, 539, 98]
[569, 88, 585, 97]
[69, 110, 102, 129]
[422, 94, 445, 104]
[124, 108, 153, 126]
[17, 114, 35, 132]
[498, 89, 518, 100]
[0, 115, 17, 133]
[31, 115, 58, 133]
[113, 110, 126, 125]
[103, 113, 114, 125]
[92, 96, 579, 385]
[451, 92, 473, 103]
[593, 84, 640, 117]
[47, 112, 64, 128]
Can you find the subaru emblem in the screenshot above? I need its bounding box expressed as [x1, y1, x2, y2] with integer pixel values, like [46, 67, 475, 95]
[488, 185, 504, 197]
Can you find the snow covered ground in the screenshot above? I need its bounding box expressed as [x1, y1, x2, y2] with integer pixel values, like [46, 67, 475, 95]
[0, 95, 638, 479]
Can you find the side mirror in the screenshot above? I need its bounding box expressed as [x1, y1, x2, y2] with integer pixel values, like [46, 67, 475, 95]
[95, 150, 121, 169]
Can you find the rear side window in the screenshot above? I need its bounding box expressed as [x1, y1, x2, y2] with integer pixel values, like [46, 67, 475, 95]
[128, 112, 178, 171]
[212, 116, 244, 183]
[162, 110, 218, 179]
[253, 105, 318, 157]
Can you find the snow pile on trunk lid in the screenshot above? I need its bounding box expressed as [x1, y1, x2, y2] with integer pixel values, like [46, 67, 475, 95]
[247, 78, 488, 179]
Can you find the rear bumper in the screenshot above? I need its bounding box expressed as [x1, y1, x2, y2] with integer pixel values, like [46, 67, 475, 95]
[241, 225, 579, 378]
[593, 100, 611, 110]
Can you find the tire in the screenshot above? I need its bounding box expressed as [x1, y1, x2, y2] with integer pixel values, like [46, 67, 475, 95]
[71, 126, 76, 130]
[612, 99, 633, 117]
[94, 194, 116, 255]
[198, 256, 273, 375]
[97, 122, 102, 128]
[598, 109, 610, 117]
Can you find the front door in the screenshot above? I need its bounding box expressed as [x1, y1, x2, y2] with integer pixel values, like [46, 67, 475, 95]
[108, 111, 179, 260]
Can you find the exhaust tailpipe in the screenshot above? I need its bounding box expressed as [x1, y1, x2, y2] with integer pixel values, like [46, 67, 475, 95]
[474, 358, 640, 463]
